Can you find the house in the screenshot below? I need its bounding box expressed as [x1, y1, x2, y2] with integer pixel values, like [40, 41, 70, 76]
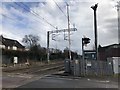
[98, 44, 120, 61]
[0, 35, 25, 51]
[98, 44, 120, 74]
[0, 35, 25, 64]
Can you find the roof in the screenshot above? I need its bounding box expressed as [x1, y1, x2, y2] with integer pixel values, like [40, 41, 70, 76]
[99, 44, 120, 49]
[84, 50, 96, 52]
[102, 44, 120, 48]
[98, 44, 120, 52]
[0, 35, 25, 49]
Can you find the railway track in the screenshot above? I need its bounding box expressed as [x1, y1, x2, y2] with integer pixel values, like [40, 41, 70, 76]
[2, 61, 64, 89]
[3, 61, 64, 75]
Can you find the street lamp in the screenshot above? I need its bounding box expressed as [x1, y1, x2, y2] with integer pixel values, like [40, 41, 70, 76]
[116, 1, 120, 44]
[91, 3, 98, 61]
[91, 3, 98, 75]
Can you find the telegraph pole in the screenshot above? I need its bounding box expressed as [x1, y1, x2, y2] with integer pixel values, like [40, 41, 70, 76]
[82, 38, 85, 76]
[117, 1, 120, 43]
[47, 28, 77, 63]
[46, 3, 76, 62]
[66, 3, 71, 60]
[91, 4, 98, 61]
[91, 4, 98, 75]
[47, 31, 50, 63]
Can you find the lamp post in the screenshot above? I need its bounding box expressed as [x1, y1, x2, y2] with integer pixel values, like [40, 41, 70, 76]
[91, 3, 98, 61]
[91, 3, 98, 75]
[117, 1, 120, 44]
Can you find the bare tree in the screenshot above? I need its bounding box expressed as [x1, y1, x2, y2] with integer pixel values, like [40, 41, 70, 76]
[22, 34, 40, 48]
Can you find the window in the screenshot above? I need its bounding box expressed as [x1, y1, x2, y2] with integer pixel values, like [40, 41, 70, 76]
[0, 45, 5, 49]
[113, 45, 118, 48]
[13, 46, 17, 50]
[92, 54, 95, 58]
[8, 46, 10, 49]
[0, 45, 2, 48]
[14, 57, 18, 64]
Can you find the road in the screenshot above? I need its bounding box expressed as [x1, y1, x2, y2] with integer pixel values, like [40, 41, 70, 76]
[2, 71, 119, 89]
[1, 60, 119, 89]
[2, 61, 64, 88]
[17, 74, 118, 88]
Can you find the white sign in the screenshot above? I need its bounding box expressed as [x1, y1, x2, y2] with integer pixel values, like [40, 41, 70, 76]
[75, 60, 79, 64]
[14, 57, 18, 64]
[87, 61, 91, 66]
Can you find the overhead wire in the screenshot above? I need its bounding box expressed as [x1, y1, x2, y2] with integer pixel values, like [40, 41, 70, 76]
[2, 14, 17, 23]
[16, 2, 57, 29]
[2, 14, 44, 34]
[10, 3, 49, 27]
[1, 3, 49, 30]
[53, 0, 67, 18]
[53, 0, 75, 27]
[65, 2, 75, 27]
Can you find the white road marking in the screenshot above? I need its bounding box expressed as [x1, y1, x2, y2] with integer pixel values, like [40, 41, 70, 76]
[7, 74, 15, 77]
[98, 80, 110, 83]
[44, 76, 81, 81]
[44, 75, 50, 77]
[87, 79, 90, 81]
[7, 73, 33, 78]
[85, 78, 110, 83]
[91, 79, 110, 83]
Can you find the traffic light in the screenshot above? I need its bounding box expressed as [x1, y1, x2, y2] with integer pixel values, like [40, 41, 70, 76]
[82, 38, 90, 45]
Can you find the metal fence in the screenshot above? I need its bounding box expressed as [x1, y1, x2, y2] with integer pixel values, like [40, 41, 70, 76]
[85, 60, 113, 76]
[69, 59, 114, 76]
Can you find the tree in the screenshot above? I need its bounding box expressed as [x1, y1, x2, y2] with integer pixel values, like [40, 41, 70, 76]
[63, 47, 69, 59]
[30, 44, 41, 52]
[22, 34, 41, 62]
[22, 34, 40, 48]
[63, 47, 79, 59]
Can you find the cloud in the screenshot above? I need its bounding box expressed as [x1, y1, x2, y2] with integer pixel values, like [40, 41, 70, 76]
[1, 0, 119, 55]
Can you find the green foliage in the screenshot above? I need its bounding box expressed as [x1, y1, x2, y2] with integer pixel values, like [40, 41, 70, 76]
[2, 46, 79, 63]
[50, 52, 64, 60]
[63, 47, 79, 59]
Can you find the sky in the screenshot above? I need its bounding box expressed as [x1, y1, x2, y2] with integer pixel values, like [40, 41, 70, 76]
[0, 0, 119, 54]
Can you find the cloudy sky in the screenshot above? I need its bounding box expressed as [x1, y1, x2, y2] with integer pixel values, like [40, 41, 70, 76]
[0, 0, 119, 54]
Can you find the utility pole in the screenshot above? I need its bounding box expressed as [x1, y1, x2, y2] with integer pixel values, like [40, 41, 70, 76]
[47, 28, 77, 63]
[91, 3, 98, 75]
[47, 31, 50, 63]
[46, 3, 75, 63]
[91, 4, 98, 61]
[66, 3, 71, 60]
[82, 38, 85, 76]
[117, 1, 120, 43]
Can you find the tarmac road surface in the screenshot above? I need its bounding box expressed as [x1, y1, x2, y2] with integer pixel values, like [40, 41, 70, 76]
[17, 74, 118, 88]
